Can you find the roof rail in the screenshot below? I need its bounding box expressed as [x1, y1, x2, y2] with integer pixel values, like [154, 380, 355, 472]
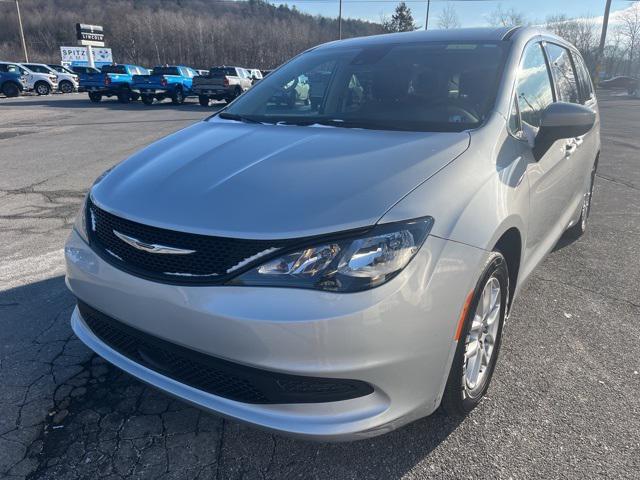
[502, 26, 522, 41]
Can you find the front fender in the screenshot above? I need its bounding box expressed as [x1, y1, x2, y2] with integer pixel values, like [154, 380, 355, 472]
[379, 117, 530, 268]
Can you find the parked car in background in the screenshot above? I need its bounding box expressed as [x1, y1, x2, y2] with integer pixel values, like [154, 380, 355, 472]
[0, 69, 25, 97]
[48, 64, 82, 92]
[133, 65, 199, 105]
[24, 63, 78, 94]
[192, 66, 253, 106]
[66, 27, 600, 440]
[0, 62, 57, 95]
[79, 64, 147, 103]
[248, 68, 263, 84]
[598, 75, 638, 95]
[196, 69, 208, 77]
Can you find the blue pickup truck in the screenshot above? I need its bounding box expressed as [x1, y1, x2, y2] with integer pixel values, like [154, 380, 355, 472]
[0, 70, 26, 97]
[79, 64, 149, 103]
[133, 66, 199, 105]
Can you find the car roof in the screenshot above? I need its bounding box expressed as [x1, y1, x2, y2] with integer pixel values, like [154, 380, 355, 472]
[317, 27, 517, 49]
[315, 26, 570, 51]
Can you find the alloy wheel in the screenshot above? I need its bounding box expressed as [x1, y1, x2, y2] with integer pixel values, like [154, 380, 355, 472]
[464, 276, 501, 397]
[581, 166, 597, 232]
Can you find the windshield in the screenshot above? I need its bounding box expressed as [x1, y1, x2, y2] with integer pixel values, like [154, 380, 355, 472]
[222, 41, 507, 132]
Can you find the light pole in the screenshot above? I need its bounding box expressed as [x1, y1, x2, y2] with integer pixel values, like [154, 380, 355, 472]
[0, 0, 28, 61]
[425, 0, 431, 30]
[339, 0, 343, 40]
[595, 0, 613, 83]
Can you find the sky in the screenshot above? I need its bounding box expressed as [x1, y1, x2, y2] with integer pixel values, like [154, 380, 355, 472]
[267, 0, 638, 28]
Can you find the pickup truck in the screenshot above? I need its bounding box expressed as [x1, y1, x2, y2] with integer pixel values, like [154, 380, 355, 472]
[192, 66, 253, 106]
[79, 64, 148, 103]
[0, 70, 25, 97]
[133, 66, 199, 105]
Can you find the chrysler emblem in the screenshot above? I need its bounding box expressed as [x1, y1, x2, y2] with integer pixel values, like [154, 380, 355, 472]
[112, 230, 196, 255]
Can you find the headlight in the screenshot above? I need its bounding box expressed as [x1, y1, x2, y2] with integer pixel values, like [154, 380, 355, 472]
[73, 167, 114, 243]
[229, 217, 434, 292]
[73, 194, 89, 242]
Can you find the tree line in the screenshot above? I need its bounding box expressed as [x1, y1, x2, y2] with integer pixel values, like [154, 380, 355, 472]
[0, 0, 382, 69]
[1, 0, 638, 79]
[382, 1, 640, 79]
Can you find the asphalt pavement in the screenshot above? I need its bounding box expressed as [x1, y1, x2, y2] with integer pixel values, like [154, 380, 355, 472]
[0, 92, 638, 479]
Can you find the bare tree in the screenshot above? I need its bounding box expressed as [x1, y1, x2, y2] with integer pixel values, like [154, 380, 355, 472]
[0, 0, 384, 69]
[438, 2, 460, 30]
[618, 3, 640, 76]
[488, 3, 528, 27]
[546, 14, 598, 69]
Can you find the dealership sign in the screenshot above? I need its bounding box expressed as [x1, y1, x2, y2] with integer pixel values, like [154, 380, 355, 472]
[76, 23, 105, 47]
[61, 46, 112, 64]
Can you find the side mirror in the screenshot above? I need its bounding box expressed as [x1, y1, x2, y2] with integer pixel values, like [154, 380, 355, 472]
[533, 102, 595, 160]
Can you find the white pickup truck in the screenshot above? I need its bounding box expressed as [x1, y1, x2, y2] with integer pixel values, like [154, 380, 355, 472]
[192, 66, 253, 106]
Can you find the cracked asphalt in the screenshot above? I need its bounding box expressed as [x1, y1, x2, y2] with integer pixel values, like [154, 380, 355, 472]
[1, 93, 638, 479]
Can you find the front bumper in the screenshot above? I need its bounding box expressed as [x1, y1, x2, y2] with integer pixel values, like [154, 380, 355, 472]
[65, 229, 486, 440]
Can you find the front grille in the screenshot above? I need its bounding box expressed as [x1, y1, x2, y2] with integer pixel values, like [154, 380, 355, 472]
[86, 198, 287, 284]
[78, 301, 374, 404]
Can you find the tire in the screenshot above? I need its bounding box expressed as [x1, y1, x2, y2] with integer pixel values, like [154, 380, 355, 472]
[141, 95, 154, 105]
[35, 82, 51, 96]
[441, 251, 509, 417]
[198, 95, 209, 107]
[565, 159, 598, 239]
[225, 88, 241, 103]
[59, 80, 74, 94]
[88, 92, 102, 103]
[171, 88, 185, 105]
[117, 90, 131, 104]
[2, 82, 20, 98]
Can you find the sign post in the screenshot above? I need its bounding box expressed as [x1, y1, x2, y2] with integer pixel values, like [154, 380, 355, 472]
[75, 23, 105, 69]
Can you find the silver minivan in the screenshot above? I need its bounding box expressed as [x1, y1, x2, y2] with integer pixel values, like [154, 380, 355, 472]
[66, 27, 599, 440]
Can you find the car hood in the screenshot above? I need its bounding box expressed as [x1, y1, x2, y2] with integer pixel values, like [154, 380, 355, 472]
[92, 120, 469, 239]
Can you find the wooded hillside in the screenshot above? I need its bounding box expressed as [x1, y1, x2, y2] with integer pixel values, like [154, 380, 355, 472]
[0, 0, 384, 68]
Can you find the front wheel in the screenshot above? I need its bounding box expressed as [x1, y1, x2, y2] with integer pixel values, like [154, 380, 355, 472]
[198, 95, 209, 107]
[2, 82, 20, 97]
[171, 88, 185, 105]
[441, 251, 509, 417]
[117, 90, 131, 104]
[88, 92, 102, 103]
[35, 82, 51, 96]
[59, 80, 74, 94]
[141, 95, 154, 105]
[565, 160, 598, 239]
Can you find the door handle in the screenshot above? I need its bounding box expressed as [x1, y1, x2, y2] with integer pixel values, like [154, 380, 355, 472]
[565, 140, 577, 157]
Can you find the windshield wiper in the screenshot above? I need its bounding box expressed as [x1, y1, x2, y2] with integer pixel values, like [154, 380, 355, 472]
[218, 112, 262, 124]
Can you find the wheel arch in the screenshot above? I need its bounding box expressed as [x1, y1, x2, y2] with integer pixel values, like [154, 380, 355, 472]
[492, 227, 522, 311]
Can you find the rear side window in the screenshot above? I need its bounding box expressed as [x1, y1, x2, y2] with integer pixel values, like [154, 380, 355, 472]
[102, 65, 127, 74]
[545, 43, 579, 104]
[515, 43, 554, 129]
[26, 65, 51, 74]
[210, 67, 238, 77]
[572, 53, 594, 103]
[153, 67, 181, 76]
